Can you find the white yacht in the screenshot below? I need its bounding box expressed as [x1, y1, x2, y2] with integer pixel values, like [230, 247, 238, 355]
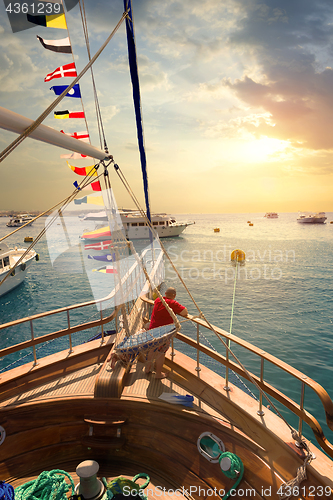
[6, 214, 34, 227]
[297, 212, 327, 224]
[0, 243, 38, 297]
[81, 209, 194, 240]
[264, 212, 278, 218]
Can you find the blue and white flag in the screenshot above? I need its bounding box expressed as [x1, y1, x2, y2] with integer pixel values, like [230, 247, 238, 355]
[87, 254, 116, 262]
[50, 84, 81, 98]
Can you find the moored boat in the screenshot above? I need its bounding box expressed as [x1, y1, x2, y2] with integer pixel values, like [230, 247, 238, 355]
[6, 214, 34, 228]
[0, 242, 37, 297]
[264, 212, 278, 219]
[297, 212, 327, 223]
[81, 210, 194, 240]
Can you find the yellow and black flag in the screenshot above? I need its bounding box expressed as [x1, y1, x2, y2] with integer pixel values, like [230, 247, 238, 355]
[27, 13, 67, 29]
[54, 110, 85, 119]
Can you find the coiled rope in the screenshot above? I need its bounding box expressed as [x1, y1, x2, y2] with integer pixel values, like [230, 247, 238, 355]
[0, 481, 14, 500]
[14, 470, 75, 500]
[219, 452, 244, 500]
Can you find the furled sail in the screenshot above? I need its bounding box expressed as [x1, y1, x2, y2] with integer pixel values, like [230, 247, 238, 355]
[45, 187, 164, 311]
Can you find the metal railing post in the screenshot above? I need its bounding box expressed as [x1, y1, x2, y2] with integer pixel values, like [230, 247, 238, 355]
[195, 323, 201, 373]
[257, 353, 265, 416]
[30, 320, 38, 366]
[298, 379, 306, 437]
[67, 310, 73, 353]
[100, 307, 105, 344]
[171, 337, 175, 359]
[224, 337, 230, 391]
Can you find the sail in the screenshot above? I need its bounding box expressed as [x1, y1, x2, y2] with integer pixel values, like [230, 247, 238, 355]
[45, 187, 164, 310]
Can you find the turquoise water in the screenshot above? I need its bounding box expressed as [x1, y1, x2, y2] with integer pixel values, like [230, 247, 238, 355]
[0, 213, 332, 450]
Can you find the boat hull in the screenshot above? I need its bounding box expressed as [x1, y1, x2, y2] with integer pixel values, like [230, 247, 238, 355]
[297, 218, 327, 223]
[0, 253, 36, 297]
[6, 221, 33, 227]
[1, 354, 333, 500]
[81, 223, 190, 240]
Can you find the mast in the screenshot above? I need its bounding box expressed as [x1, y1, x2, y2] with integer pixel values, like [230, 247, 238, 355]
[123, 0, 152, 228]
[0, 107, 109, 161]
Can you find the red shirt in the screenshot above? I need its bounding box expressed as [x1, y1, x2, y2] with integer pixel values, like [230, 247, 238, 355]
[149, 297, 185, 329]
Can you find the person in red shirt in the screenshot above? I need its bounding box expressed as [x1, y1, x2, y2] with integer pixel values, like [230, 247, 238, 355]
[146, 287, 188, 378]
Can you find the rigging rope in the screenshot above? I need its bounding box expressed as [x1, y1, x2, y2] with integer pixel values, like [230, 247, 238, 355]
[225, 258, 239, 388]
[0, 164, 104, 289]
[79, 0, 109, 153]
[278, 447, 313, 499]
[0, 10, 129, 164]
[112, 160, 307, 442]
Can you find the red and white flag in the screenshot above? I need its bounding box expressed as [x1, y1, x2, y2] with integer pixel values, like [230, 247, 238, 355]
[60, 152, 92, 159]
[44, 62, 77, 82]
[60, 130, 90, 142]
[84, 240, 112, 251]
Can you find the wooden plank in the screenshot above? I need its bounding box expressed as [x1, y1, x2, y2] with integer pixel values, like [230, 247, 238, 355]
[0, 340, 111, 405]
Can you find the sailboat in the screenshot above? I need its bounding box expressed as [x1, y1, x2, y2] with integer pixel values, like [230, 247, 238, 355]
[0, 2, 333, 499]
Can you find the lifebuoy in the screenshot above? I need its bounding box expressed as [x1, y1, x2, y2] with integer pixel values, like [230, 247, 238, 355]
[35, 254, 40, 261]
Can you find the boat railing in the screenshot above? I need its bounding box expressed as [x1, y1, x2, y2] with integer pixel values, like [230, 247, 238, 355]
[142, 297, 333, 457]
[1, 284, 332, 457]
[0, 248, 164, 369]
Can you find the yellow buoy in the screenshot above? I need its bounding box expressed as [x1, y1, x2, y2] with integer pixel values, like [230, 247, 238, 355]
[231, 249, 246, 263]
[330, 221, 333, 224]
[247, 221, 251, 223]
[249, 223, 254, 226]
[214, 228, 220, 233]
[24, 236, 33, 242]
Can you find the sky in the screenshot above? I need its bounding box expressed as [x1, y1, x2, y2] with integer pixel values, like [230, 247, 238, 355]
[1, 0, 333, 213]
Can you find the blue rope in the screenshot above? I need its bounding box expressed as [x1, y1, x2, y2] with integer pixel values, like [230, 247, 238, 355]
[0, 481, 14, 500]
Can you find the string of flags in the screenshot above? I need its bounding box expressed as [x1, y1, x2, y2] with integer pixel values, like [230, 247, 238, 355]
[44, 62, 77, 82]
[28, 11, 112, 264]
[28, 11, 102, 191]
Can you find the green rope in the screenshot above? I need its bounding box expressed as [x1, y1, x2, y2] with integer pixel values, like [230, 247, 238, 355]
[224, 259, 239, 387]
[14, 470, 75, 500]
[229, 260, 239, 336]
[219, 452, 244, 500]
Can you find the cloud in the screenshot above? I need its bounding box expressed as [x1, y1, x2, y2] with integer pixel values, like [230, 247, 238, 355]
[221, 0, 333, 150]
[0, 24, 41, 94]
[108, 53, 170, 91]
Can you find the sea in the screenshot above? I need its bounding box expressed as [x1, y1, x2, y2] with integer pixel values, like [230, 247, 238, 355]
[0, 212, 332, 451]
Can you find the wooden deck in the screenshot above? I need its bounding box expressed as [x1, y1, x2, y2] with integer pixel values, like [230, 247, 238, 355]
[0, 357, 201, 410]
[10, 460, 191, 500]
[0, 363, 101, 407]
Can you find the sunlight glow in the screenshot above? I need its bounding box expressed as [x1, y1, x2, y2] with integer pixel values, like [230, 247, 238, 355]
[241, 137, 290, 163]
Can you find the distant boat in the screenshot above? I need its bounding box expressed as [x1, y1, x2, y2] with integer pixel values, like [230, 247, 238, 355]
[6, 214, 34, 227]
[81, 210, 194, 240]
[0, 243, 38, 297]
[297, 212, 327, 224]
[264, 212, 278, 218]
